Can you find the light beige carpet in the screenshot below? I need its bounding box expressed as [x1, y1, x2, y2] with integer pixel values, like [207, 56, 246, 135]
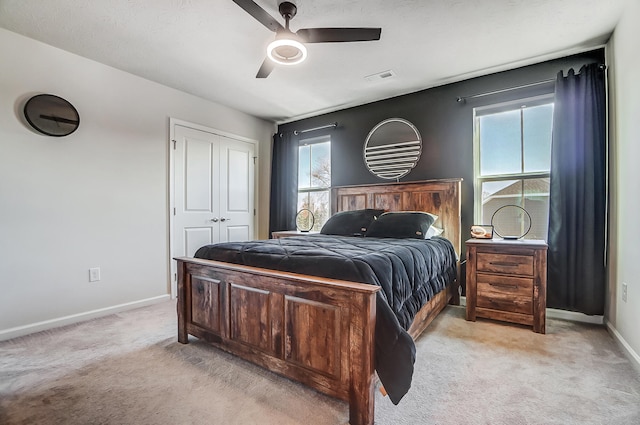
[1, 301, 639, 425]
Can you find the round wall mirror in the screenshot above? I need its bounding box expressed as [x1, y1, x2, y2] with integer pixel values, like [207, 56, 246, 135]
[363, 118, 422, 180]
[23, 94, 80, 137]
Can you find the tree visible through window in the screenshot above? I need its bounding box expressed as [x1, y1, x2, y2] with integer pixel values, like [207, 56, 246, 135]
[474, 95, 553, 239]
[298, 136, 331, 231]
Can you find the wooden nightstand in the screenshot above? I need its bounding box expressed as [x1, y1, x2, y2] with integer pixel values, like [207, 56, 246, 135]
[271, 230, 319, 239]
[465, 238, 548, 333]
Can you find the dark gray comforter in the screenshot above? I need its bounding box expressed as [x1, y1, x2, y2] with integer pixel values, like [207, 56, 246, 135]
[194, 235, 457, 404]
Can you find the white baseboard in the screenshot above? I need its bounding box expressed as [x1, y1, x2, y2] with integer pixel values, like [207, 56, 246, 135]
[460, 296, 640, 372]
[0, 294, 170, 342]
[605, 320, 640, 374]
[545, 308, 604, 325]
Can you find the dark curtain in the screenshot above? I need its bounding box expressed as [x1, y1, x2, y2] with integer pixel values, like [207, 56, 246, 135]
[547, 63, 606, 315]
[269, 131, 299, 236]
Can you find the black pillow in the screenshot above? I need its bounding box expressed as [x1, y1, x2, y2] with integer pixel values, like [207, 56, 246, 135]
[320, 209, 386, 236]
[365, 212, 437, 239]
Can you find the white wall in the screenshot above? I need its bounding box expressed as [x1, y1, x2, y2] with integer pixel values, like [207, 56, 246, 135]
[0, 28, 274, 338]
[606, 0, 640, 365]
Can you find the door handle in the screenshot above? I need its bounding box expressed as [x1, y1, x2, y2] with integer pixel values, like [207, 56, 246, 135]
[220, 217, 229, 222]
[210, 217, 219, 222]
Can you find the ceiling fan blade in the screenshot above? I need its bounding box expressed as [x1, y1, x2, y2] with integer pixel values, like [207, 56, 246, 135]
[256, 58, 275, 78]
[296, 28, 381, 43]
[232, 0, 283, 32]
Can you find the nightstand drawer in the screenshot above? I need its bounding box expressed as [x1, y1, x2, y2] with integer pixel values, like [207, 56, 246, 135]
[477, 274, 533, 314]
[477, 253, 533, 276]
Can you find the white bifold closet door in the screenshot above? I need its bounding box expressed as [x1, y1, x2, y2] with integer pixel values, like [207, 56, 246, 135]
[173, 124, 255, 260]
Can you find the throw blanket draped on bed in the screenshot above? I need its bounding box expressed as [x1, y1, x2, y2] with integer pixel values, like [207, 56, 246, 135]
[194, 235, 457, 404]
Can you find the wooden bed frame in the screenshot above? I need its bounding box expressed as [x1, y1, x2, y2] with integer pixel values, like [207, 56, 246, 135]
[175, 178, 461, 425]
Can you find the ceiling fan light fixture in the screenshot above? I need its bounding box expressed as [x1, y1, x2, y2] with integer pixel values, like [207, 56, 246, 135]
[233, 0, 381, 78]
[267, 37, 307, 65]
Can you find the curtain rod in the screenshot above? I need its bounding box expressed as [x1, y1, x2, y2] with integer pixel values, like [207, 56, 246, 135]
[457, 64, 607, 104]
[293, 122, 338, 135]
[456, 79, 555, 103]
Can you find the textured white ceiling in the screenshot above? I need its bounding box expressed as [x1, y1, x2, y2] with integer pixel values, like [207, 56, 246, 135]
[0, 0, 627, 123]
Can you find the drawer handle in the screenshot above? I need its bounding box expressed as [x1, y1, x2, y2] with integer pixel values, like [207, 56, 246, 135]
[489, 261, 519, 267]
[489, 282, 519, 290]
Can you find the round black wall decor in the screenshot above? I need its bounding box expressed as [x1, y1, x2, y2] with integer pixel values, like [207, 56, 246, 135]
[23, 94, 79, 137]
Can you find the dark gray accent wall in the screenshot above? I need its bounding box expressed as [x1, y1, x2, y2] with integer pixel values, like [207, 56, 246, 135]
[277, 50, 605, 261]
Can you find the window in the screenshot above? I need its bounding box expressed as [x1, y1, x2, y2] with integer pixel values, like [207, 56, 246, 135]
[298, 136, 331, 231]
[473, 95, 553, 240]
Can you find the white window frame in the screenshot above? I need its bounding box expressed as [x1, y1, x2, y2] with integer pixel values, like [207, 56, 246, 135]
[472, 94, 554, 227]
[298, 135, 331, 229]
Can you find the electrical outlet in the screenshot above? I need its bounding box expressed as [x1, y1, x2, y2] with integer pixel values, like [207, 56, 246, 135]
[89, 267, 101, 282]
[622, 282, 628, 302]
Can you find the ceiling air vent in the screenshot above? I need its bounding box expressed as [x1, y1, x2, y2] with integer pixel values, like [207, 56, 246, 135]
[364, 70, 396, 82]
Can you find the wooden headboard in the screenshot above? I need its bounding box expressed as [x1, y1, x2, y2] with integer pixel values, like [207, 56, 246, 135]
[332, 179, 462, 257]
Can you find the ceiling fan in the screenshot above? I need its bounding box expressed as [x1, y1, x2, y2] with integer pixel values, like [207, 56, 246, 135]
[232, 0, 382, 78]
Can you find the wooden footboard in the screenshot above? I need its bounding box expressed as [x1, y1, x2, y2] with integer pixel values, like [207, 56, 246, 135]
[176, 256, 459, 425]
[176, 257, 380, 425]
